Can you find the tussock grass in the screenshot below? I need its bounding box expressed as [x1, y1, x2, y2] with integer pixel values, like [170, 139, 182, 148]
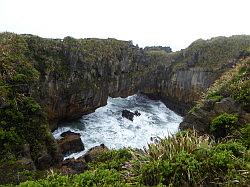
[132, 130, 213, 162]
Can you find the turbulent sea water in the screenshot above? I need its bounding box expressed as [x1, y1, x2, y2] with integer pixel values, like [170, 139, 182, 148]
[53, 94, 183, 159]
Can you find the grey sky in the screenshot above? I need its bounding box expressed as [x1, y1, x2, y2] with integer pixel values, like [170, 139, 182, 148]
[0, 0, 249, 51]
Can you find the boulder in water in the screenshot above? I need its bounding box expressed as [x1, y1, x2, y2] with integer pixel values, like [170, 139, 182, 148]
[134, 110, 141, 116]
[122, 110, 141, 121]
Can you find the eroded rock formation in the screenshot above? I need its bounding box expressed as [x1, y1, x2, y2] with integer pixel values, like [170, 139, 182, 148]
[1, 33, 250, 176]
[57, 132, 85, 155]
[23, 35, 250, 131]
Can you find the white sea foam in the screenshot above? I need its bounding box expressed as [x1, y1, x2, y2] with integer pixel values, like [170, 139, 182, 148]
[53, 94, 183, 159]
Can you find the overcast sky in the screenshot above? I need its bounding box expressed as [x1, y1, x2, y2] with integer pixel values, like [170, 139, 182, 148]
[0, 0, 249, 51]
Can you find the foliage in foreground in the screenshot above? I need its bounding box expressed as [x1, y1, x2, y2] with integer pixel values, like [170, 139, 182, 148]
[0, 32, 58, 165]
[14, 57, 250, 187]
[1, 33, 250, 186]
[12, 128, 250, 187]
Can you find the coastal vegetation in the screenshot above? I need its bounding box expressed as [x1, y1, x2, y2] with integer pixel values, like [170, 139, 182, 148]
[0, 32, 250, 186]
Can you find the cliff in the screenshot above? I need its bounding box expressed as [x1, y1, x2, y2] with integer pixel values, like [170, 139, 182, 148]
[145, 36, 250, 114]
[1, 32, 250, 184]
[180, 56, 250, 134]
[26, 34, 250, 127]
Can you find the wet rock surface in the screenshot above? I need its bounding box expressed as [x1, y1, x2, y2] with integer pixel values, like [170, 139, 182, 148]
[61, 131, 81, 137]
[122, 110, 141, 121]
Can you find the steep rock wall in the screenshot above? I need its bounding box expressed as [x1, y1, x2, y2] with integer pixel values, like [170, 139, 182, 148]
[156, 67, 218, 114]
[24, 36, 156, 130]
[22, 35, 250, 130]
[180, 57, 250, 133]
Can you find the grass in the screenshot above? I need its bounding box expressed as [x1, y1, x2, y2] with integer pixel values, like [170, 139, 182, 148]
[11, 129, 250, 187]
[1, 33, 250, 186]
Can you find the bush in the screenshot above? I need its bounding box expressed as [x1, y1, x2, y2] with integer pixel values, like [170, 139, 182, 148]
[210, 113, 238, 139]
[139, 161, 162, 186]
[171, 151, 201, 185]
[240, 124, 250, 148]
[206, 93, 223, 102]
[210, 150, 234, 169]
[19, 169, 124, 187]
[214, 141, 246, 157]
[88, 149, 132, 170]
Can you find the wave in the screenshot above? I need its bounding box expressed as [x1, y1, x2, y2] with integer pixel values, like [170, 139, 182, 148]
[53, 94, 183, 159]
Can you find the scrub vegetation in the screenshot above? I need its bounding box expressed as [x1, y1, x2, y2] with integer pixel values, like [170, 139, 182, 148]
[0, 32, 250, 186]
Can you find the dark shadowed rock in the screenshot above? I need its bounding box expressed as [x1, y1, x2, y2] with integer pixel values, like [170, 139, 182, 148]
[0, 158, 36, 185]
[122, 110, 135, 121]
[122, 110, 141, 121]
[20, 144, 31, 158]
[36, 153, 52, 170]
[61, 130, 81, 137]
[17, 158, 36, 171]
[60, 158, 87, 175]
[214, 97, 241, 114]
[180, 107, 215, 133]
[84, 144, 109, 162]
[203, 99, 216, 111]
[57, 133, 84, 156]
[134, 110, 141, 116]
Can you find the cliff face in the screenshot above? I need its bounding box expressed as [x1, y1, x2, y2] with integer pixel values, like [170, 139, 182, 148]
[151, 66, 217, 114]
[143, 36, 250, 114]
[1, 33, 250, 174]
[180, 57, 250, 133]
[24, 36, 157, 130]
[23, 34, 250, 129]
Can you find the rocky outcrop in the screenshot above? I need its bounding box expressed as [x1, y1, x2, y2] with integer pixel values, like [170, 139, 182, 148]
[83, 144, 109, 162]
[180, 97, 248, 133]
[61, 131, 81, 137]
[151, 66, 219, 114]
[180, 56, 250, 133]
[2, 33, 250, 131]
[60, 158, 87, 175]
[19, 34, 249, 129]
[36, 153, 53, 170]
[57, 132, 84, 155]
[122, 110, 141, 121]
[0, 158, 37, 185]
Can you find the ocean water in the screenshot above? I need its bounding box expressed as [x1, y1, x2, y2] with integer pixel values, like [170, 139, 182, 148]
[53, 94, 183, 159]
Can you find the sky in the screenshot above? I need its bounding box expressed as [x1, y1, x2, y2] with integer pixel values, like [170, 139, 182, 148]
[0, 0, 249, 51]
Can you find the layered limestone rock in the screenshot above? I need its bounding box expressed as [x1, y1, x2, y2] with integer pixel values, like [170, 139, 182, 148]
[1, 33, 250, 178]
[22, 34, 250, 129]
[150, 66, 218, 114]
[180, 57, 250, 133]
[2, 33, 250, 132]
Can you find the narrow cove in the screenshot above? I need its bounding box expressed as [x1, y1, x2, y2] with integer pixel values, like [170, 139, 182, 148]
[53, 94, 183, 159]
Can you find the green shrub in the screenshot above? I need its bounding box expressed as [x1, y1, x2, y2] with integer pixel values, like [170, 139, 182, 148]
[214, 141, 246, 157]
[210, 113, 238, 139]
[139, 161, 161, 186]
[88, 149, 132, 170]
[210, 150, 234, 169]
[171, 151, 201, 185]
[240, 124, 250, 148]
[206, 93, 223, 102]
